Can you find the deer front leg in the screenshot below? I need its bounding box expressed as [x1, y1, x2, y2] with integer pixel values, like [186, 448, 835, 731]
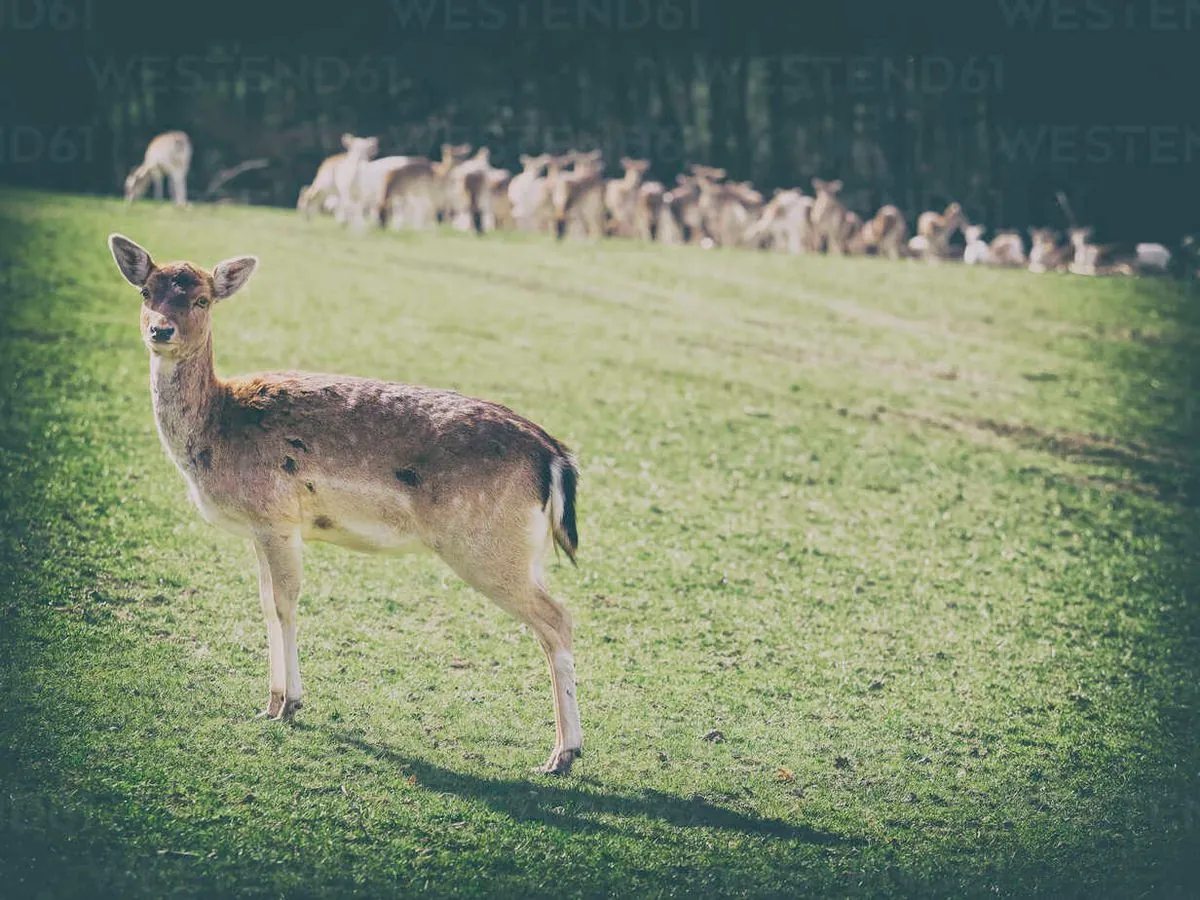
[152, 173, 164, 200]
[252, 529, 304, 721]
[170, 169, 187, 207]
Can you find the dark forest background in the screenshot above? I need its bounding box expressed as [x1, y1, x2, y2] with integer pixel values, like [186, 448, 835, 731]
[1, 0, 1198, 242]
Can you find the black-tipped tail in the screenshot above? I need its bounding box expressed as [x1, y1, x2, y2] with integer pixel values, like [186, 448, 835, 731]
[544, 452, 579, 566]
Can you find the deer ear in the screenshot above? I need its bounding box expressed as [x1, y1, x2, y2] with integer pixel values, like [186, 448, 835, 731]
[211, 255, 259, 301]
[108, 233, 154, 288]
[829, 179, 843, 193]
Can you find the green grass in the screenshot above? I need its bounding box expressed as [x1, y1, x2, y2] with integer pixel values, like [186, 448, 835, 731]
[2, 189, 1200, 899]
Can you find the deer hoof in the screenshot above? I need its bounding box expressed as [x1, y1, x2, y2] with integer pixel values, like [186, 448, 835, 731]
[535, 746, 581, 776]
[258, 691, 286, 719]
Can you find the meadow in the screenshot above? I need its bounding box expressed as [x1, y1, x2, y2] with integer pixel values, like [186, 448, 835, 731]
[1, 189, 1199, 898]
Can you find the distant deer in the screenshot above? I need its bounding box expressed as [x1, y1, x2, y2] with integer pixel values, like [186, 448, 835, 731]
[376, 157, 438, 230]
[810, 178, 849, 254]
[847, 204, 907, 259]
[1028, 228, 1067, 273]
[486, 167, 516, 231]
[445, 146, 494, 235]
[124, 131, 192, 207]
[746, 189, 814, 254]
[509, 154, 553, 232]
[915, 202, 966, 262]
[633, 180, 665, 241]
[107, 234, 584, 776]
[962, 225, 992, 265]
[988, 230, 1027, 266]
[605, 158, 651, 237]
[550, 151, 606, 241]
[298, 135, 379, 230]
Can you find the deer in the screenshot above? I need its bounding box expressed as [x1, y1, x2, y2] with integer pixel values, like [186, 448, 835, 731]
[376, 157, 438, 230]
[988, 230, 1027, 266]
[124, 131, 192, 207]
[633, 180, 665, 241]
[509, 154, 553, 233]
[1028, 227, 1067, 274]
[486, 167, 516, 231]
[809, 178, 849, 255]
[962, 225, 992, 265]
[658, 176, 705, 246]
[746, 189, 815, 254]
[847, 204, 908, 259]
[432, 143, 475, 225]
[106, 234, 585, 776]
[442, 146, 494, 235]
[297, 153, 345, 221]
[915, 202, 966, 262]
[604, 158, 651, 237]
[550, 151, 606, 241]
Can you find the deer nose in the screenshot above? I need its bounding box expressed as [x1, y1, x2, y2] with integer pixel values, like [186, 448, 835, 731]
[149, 324, 175, 342]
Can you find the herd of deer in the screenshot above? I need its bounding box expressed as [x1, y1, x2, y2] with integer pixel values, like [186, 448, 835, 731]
[127, 130, 1195, 277]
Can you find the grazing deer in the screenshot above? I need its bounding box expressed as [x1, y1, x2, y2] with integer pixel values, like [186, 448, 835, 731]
[988, 230, 1027, 266]
[125, 131, 192, 207]
[1028, 228, 1067, 274]
[107, 234, 585, 776]
[915, 202, 966, 262]
[509, 154, 553, 233]
[376, 157, 438, 230]
[633, 180, 665, 241]
[810, 178, 849, 255]
[297, 153, 345, 221]
[550, 151, 606, 241]
[847, 204, 908, 259]
[605, 158, 651, 237]
[962, 225, 992, 265]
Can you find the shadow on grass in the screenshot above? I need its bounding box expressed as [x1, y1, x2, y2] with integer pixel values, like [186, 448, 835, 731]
[312, 726, 855, 845]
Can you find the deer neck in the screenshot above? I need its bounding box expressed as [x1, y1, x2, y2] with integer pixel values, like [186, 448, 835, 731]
[149, 336, 220, 468]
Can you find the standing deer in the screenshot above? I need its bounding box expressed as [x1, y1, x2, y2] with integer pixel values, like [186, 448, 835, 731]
[809, 178, 849, 254]
[915, 202, 966, 262]
[124, 131, 192, 207]
[106, 234, 584, 776]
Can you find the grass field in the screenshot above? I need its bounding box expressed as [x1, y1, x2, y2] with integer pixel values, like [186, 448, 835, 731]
[2, 189, 1200, 898]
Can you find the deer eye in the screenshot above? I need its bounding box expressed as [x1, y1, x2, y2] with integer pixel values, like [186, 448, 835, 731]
[140, 288, 149, 299]
[195, 296, 209, 308]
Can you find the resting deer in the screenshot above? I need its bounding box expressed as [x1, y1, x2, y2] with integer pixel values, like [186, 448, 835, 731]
[106, 234, 585, 776]
[1028, 228, 1067, 274]
[962, 225, 992, 265]
[125, 131, 192, 207]
[988, 230, 1026, 266]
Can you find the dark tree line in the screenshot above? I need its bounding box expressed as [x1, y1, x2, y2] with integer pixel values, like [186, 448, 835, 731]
[2, 0, 1197, 242]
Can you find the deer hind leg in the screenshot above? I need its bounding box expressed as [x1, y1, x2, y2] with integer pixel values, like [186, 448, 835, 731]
[253, 529, 305, 721]
[441, 510, 582, 775]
